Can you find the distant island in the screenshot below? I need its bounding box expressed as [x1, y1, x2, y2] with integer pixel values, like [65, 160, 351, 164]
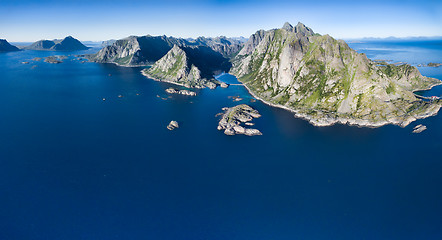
[86, 22, 442, 127]
[24, 36, 89, 51]
[0, 39, 20, 52]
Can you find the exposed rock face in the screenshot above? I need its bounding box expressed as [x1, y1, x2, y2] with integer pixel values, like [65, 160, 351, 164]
[217, 104, 262, 136]
[0, 39, 20, 52]
[412, 124, 427, 133]
[230, 22, 442, 127]
[142, 45, 228, 89]
[90, 35, 243, 67]
[167, 121, 179, 130]
[91, 35, 186, 66]
[25, 36, 88, 51]
[165, 87, 197, 96]
[44, 56, 64, 64]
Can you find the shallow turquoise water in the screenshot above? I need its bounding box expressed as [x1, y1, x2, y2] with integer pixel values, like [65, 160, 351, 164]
[0, 42, 441, 239]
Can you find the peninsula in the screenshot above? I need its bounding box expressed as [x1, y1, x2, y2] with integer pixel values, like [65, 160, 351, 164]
[0, 39, 20, 52]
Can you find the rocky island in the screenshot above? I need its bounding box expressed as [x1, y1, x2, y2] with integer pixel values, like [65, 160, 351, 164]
[0, 39, 20, 52]
[167, 121, 179, 130]
[217, 104, 262, 136]
[25, 36, 89, 51]
[44, 55, 67, 64]
[165, 88, 197, 96]
[230, 22, 442, 127]
[427, 63, 442, 67]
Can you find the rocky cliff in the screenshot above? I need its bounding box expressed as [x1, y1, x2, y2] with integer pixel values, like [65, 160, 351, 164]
[230, 22, 442, 127]
[0, 39, 20, 52]
[141, 45, 229, 88]
[25, 36, 88, 51]
[91, 35, 243, 67]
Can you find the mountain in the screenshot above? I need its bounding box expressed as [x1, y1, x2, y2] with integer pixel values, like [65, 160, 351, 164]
[90, 35, 244, 67]
[230, 22, 442, 127]
[141, 45, 230, 88]
[25, 36, 88, 51]
[0, 39, 20, 52]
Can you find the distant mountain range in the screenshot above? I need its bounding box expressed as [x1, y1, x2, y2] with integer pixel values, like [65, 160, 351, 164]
[24, 36, 89, 51]
[89, 35, 244, 67]
[0, 39, 20, 52]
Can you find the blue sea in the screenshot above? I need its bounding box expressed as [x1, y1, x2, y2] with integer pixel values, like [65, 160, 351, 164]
[0, 40, 441, 240]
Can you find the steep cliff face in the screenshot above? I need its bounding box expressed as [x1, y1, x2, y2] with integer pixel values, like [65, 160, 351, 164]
[91, 35, 244, 67]
[231, 22, 442, 127]
[25, 36, 88, 51]
[91, 35, 187, 66]
[0, 39, 20, 52]
[141, 45, 228, 89]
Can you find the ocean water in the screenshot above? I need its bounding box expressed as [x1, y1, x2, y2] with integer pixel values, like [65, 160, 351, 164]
[0, 42, 441, 240]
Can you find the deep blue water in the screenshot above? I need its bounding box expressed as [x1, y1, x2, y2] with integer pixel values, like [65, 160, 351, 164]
[0, 42, 441, 240]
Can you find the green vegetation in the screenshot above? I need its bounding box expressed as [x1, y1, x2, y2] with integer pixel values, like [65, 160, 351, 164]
[386, 83, 395, 94]
[114, 54, 133, 65]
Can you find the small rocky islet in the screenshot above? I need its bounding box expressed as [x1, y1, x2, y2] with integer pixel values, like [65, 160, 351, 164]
[165, 88, 196, 96]
[167, 121, 179, 131]
[412, 124, 427, 133]
[216, 104, 262, 136]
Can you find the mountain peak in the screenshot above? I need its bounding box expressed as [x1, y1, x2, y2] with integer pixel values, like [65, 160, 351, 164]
[294, 22, 314, 36]
[282, 22, 294, 31]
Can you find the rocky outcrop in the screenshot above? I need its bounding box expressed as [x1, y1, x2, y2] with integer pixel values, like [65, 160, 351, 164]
[44, 56, 64, 64]
[427, 63, 442, 67]
[167, 121, 179, 130]
[165, 88, 197, 96]
[142, 45, 227, 89]
[0, 39, 20, 52]
[217, 104, 262, 136]
[230, 22, 442, 128]
[412, 124, 427, 133]
[90, 35, 243, 67]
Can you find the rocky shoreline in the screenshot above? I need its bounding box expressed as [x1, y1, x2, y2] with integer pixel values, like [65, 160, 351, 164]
[165, 88, 197, 96]
[141, 70, 217, 89]
[240, 81, 441, 128]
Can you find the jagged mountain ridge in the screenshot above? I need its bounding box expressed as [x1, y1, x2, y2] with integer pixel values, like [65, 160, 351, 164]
[25, 36, 88, 51]
[0, 39, 20, 52]
[230, 22, 441, 127]
[90, 35, 244, 67]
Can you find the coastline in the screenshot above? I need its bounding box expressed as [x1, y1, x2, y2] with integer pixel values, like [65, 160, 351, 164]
[140, 70, 207, 89]
[238, 77, 442, 128]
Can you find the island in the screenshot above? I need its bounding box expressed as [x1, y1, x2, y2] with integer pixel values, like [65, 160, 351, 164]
[427, 63, 442, 67]
[25, 36, 89, 51]
[229, 22, 442, 127]
[0, 39, 20, 52]
[167, 121, 179, 130]
[165, 88, 197, 96]
[44, 55, 66, 64]
[217, 104, 262, 136]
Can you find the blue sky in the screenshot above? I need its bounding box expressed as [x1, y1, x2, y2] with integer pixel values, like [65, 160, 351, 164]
[1, 0, 441, 42]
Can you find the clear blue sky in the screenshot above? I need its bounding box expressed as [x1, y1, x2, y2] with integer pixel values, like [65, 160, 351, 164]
[1, 0, 441, 42]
